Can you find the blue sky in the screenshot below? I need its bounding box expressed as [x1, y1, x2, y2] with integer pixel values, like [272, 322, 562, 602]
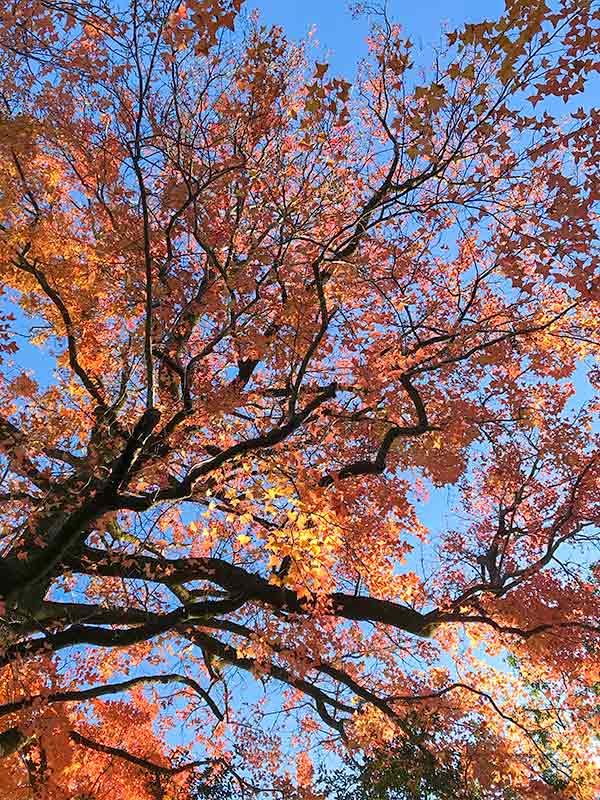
[248, 0, 504, 76]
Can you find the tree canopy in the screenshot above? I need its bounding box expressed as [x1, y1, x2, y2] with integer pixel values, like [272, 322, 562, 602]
[0, 0, 599, 797]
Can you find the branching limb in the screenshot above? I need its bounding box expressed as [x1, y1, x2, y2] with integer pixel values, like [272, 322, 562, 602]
[320, 375, 431, 486]
[12, 247, 108, 409]
[0, 672, 223, 721]
[69, 730, 213, 776]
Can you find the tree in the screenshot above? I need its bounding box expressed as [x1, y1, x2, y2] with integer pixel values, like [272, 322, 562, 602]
[316, 729, 485, 800]
[0, 0, 598, 796]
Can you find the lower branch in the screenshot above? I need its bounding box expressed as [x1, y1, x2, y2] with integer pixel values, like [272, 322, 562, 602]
[70, 730, 211, 776]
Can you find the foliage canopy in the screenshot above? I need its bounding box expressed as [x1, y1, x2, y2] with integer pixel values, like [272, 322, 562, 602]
[0, 0, 599, 798]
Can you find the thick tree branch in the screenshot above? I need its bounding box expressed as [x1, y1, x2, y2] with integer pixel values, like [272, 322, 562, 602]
[115, 382, 339, 509]
[0, 672, 222, 722]
[69, 730, 212, 775]
[0, 594, 248, 667]
[67, 545, 431, 635]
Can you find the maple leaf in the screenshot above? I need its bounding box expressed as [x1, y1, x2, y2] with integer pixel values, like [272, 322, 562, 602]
[314, 62, 329, 80]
